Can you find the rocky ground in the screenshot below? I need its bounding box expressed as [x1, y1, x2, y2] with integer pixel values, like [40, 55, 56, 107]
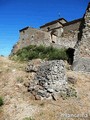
[0, 56, 90, 120]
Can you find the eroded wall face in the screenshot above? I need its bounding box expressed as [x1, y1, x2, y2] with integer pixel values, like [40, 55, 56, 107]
[40, 22, 62, 32]
[40, 21, 81, 48]
[52, 21, 81, 48]
[11, 42, 20, 55]
[11, 21, 81, 54]
[11, 28, 52, 54]
[21, 28, 51, 47]
[11, 16, 83, 55]
[63, 21, 81, 37]
[74, 5, 90, 61]
[73, 4, 90, 72]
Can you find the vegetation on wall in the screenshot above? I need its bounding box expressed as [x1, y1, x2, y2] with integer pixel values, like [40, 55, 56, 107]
[11, 45, 68, 61]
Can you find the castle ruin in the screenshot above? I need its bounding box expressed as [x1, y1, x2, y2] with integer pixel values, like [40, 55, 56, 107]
[11, 2, 90, 72]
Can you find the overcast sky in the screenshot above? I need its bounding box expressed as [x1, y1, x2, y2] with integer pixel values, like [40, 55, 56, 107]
[0, 0, 89, 56]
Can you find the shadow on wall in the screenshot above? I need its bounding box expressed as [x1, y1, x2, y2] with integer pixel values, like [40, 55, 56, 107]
[77, 18, 85, 43]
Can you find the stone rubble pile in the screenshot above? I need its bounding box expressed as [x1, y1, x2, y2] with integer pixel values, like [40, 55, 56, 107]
[26, 60, 68, 100]
[25, 62, 39, 72]
[25, 59, 43, 72]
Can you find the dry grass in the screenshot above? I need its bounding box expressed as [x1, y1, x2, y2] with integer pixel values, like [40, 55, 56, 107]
[0, 56, 90, 120]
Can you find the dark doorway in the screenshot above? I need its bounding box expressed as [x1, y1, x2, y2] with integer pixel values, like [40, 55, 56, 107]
[66, 48, 75, 65]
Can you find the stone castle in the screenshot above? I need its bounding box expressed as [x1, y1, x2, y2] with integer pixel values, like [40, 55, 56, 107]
[11, 2, 90, 71]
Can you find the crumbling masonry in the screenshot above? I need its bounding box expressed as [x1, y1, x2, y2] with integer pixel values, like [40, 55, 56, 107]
[11, 2, 90, 72]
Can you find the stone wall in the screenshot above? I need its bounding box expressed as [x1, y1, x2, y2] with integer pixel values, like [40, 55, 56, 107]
[11, 2, 90, 59]
[10, 42, 20, 55]
[55, 37, 78, 49]
[39, 19, 82, 49]
[11, 27, 52, 54]
[26, 60, 68, 100]
[11, 23, 79, 55]
[50, 20, 81, 48]
[73, 3, 90, 72]
[40, 22, 62, 32]
[74, 3, 90, 61]
[19, 27, 51, 47]
[72, 57, 90, 72]
[40, 20, 82, 49]
[63, 20, 81, 37]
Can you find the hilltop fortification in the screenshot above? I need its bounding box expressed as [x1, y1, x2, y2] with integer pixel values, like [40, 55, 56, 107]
[11, 2, 90, 72]
[73, 3, 90, 72]
[11, 17, 82, 54]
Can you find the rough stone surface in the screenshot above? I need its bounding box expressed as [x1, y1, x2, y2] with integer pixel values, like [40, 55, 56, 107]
[25, 59, 43, 72]
[25, 62, 39, 72]
[10, 9, 82, 55]
[74, 3, 90, 60]
[73, 3, 90, 72]
[68, 77, 77, 84]
[72, 57, 90, 72]
[27, 60, 68, 100]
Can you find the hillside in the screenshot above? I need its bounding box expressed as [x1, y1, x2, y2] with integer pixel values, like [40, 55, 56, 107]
[0, 56, 90, 120]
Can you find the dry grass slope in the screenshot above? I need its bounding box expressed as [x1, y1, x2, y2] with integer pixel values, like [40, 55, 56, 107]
[0, 56, 90, 120]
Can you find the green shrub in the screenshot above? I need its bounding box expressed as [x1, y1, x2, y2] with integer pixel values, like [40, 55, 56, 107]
[23, 117, 35, 120]
[49, 48, 68, 60]
[28, 51, 39, 60]
[35, 45, 45, 52]
[11, 45, 68, 61]
[0, 97, 4, 106]
[60, 87, 77, 100]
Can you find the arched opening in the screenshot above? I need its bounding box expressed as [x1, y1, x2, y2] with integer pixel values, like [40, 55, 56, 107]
[66, 48, 75, 65]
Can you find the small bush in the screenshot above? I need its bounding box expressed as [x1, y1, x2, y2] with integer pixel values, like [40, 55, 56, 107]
[60, 87, 77, 100]
[16, 77, 24, 83]
[49, 48, 68, 60]
[23, 117, 35, 120]
[11, 45, 68, 61]
[28, 51, 39, 60]
[0, 97, 4, 106]
[35, 45, 45, 52]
